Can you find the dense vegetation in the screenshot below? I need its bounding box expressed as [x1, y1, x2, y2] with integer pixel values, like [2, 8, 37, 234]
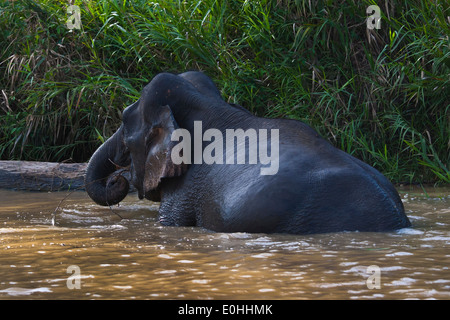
[0, 0, 448, 184]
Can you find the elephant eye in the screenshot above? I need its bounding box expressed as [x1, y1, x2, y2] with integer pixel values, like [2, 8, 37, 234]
[145, 128, 160, 150]
[146, 128, 159, 141]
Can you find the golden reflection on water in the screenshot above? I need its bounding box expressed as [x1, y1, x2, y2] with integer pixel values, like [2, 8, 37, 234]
[0, 187, 449, 299]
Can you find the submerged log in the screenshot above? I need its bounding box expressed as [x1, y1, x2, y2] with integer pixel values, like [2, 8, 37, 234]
[0, 161, 87, 191]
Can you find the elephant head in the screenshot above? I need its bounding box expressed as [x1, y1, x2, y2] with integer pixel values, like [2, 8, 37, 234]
[85, 96, 188, 206]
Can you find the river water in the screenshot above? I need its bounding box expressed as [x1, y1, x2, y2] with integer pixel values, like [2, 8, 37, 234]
[0, 186, 449, 300]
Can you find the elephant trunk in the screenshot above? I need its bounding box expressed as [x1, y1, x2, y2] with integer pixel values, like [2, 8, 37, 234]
[85, 126, 130, 206]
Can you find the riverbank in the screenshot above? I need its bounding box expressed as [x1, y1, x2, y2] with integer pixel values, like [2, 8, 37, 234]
[0, 161, 86, 191]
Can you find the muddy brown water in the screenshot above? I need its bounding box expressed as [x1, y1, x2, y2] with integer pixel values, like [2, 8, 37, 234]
[0, 187, 449, 300]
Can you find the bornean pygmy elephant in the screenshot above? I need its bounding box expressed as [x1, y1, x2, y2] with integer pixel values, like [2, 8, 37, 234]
[85, 71, 411, 234]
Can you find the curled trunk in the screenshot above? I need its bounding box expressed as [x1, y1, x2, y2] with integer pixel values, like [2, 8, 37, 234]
[85, 126, 130, 206]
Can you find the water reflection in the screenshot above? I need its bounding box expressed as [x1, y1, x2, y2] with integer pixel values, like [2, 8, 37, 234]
[0, 187, 449, 299]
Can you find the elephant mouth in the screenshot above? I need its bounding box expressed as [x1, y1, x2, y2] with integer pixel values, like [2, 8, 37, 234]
[131, 167, 158, 201]
[128, 161, 145, 200]
[129, 159, 156, 201]
[137, 183, 146, 200]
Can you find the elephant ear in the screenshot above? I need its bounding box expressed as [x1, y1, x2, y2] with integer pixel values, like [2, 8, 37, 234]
[143, 105, 188, 193]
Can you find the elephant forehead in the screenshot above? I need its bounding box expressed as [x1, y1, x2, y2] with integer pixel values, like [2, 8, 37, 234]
[122, 99, 140, 121]
[123, 104, 147, 135]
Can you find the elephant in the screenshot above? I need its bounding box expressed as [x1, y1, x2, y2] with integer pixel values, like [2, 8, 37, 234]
[85, 71, 411, 234]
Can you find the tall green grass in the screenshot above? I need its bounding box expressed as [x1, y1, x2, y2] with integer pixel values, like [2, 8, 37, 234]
[0, 0, 449, 183]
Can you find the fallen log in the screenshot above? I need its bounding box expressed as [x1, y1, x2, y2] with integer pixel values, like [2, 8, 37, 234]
[0, 161, 87, 191]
